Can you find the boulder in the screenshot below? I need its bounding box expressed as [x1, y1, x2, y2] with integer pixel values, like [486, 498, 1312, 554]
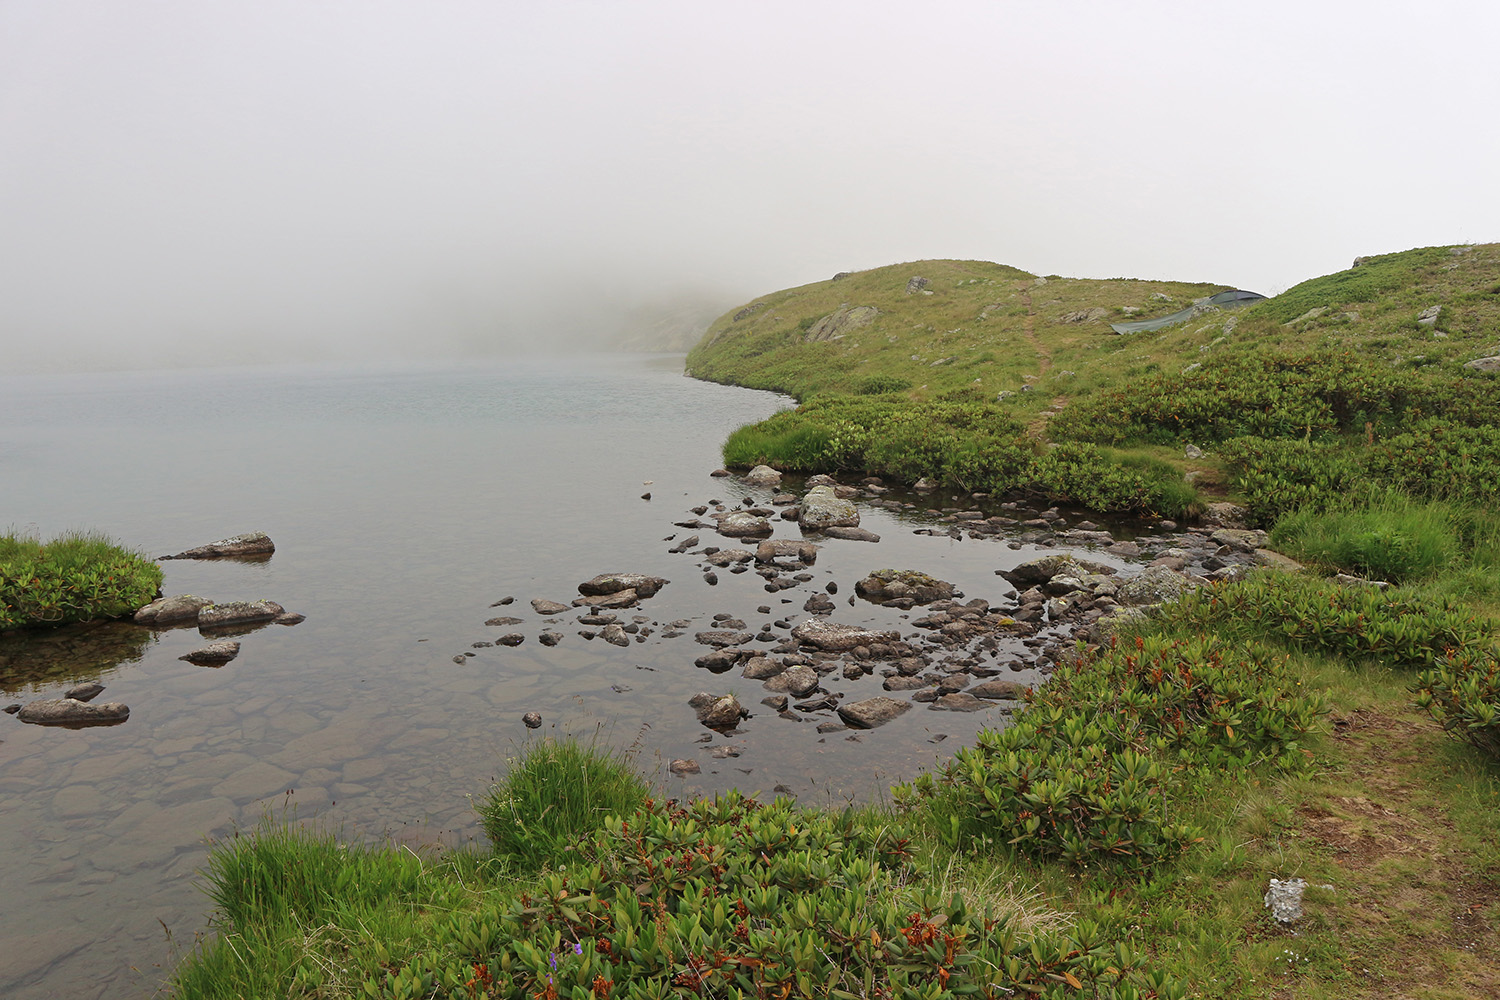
[578, 574, 668, 599]
[198, 600, 284, 630]
[689, 692, 747, 730]
[741, 656, 785, 680]
[17, 698, 129, 726]
[799, 486, 860, 531]
[855, 569, 955, 605]
[716, 511, 773, 538]
[1463, 355, 1500, 373]
[1114, 566, 1193, 607]
[762, 665, 819, 696]
[791, 619, 900, 651]
[1210, 528, 1267, 553]
[134, 594, 212, 627]
[838, 697, 910, 728]
[804, 306, 879, 342]
[931, 693, 989, 712]
[744, 465, 783, 486]
[1001, 554, 1113, 587]
[179, 641, 240, 665]
[695, 630, 754, 648]
[161, 532, 275, 560]
[669, 758, 701, 776]
[64, 682, 105, 702]
[531, 598, 571, 615]
[822, 526, 881, 542]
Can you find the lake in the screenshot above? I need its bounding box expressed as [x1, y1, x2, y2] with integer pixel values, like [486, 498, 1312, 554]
[0, 354, 1124, 998]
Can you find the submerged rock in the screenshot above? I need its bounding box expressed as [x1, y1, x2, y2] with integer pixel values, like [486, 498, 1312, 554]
[161, 532, 275, 560]
[791, 619, 900, 652]
[179, 641, 240, 666]
[17, 698, 130, 727]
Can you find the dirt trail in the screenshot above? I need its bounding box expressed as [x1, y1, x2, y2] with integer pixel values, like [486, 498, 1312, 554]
[1018, 284, 1068, 438]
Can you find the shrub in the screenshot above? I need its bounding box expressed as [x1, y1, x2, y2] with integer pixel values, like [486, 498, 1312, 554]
[1414, 648, 1500, 758]
[0, 531, 162, 629]
[1270, 498, 1462, 582]
[478, 737, 650, 871]
[854, 374, 911, 394]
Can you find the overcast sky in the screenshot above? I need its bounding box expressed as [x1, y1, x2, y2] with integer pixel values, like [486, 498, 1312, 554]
[3, 0, 1497, 371]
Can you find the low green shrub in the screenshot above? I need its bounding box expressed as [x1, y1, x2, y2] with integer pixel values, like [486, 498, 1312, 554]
[478, 736, 651, 872]
[1145, 573, 1491, 669]
[854, 374, 912, 394]
[1414, 648, 1500, 759]
[0, 531, 162, 629]
[898, 635, 1324, 870]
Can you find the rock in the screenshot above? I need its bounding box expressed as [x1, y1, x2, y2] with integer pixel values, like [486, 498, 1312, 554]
[198, 600, 284, 630]
[705, 548, 755, 567]
[931, 693, 989, 712]
[1060, 307, 1109, 323]
[601, 624, 631, 647]
[1333, 573, 1390, 590]
[695, 630, 754, 648]
[17, 698, 130, 726]
[1089, 607, 1148, 643]
[822, 526, 881, 542]
[1202, 502, 1251, 529]
[791, 619, 900, 651]
[538, 631, 562, 646]
[695, 648, 744, 672]
[64, 682, 105, 702]
[741, 656, 785, 680]
[495, 633, 525, 647]
[913, 478, 937, 491]
[275, 612, 306, 626]
[134, 594, 212, 627]
[1185, 443, 1205, 459]
[522, 712, 542, 729]
[799, 486, 859, 531]
[486, 616, 525, 626]
[756, 539, 817, 565]
[905, 276, 930, 294]
[669, 758, 701, 776]
[1264, 877, 1308, 925]
[1254, 549, 1305, 572]
[855, 569, 955, 605]
[578, 574, 668, 599]
[884, 675, 932, 691]
[1210, 528, 1268, 552]
[691, 693, 747, 729]
[744, 465, 783, 486]
[2, 703, 18, 714]
[716, 511, 773, 538]
[1115, 566, 1193, 607]
[1464, 355, 1500, 372]
[161, 532, 275, 560]
[668, 534, 700, 553]
[969, 679, 1031, 700]
[762, 665, 819, 696]
[838, 697, 910, 728]
[1416, 305, 1442, 326]
[531, 598, 570, 615]
[710, 468, 730, 477]
[583, 589, 642, 610]
[179, 641, 240, 666]
[804, 306, 880, 342]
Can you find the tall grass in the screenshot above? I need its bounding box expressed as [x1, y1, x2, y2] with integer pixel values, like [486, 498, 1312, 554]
[1269, 496, 1499, 583]
[0, 530, 162, 629]
[477, 735, 651, 871]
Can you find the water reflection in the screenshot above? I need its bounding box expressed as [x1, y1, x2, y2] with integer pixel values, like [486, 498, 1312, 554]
[0, 622, 156, 697]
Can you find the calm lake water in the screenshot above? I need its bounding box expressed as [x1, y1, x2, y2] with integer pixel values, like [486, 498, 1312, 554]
[0, 355, 1126, 998]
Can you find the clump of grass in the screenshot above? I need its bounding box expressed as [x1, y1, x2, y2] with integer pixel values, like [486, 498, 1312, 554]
[1267, 496, 1500, 583]
[477, 735, 650, 871]
[0, 530, 162, 629]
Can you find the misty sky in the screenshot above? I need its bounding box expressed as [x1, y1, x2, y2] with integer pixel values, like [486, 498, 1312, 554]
[3, 1, 1497, 371]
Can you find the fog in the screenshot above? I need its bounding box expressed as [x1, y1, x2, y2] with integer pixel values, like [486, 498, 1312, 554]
[3, 1, 1497, 372]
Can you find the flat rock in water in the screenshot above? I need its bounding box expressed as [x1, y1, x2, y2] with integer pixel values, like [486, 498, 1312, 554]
[756, 539, 817, 565]
[969, 679, 1031, 700]
[531, 598, 570, 615]
[855, 569, 954, 605]
[669, 758, 701, 776]
[696, 630, 754, 648]
[17, 698, 130, 727]
[162, 532, 275, 560]
[538, 631, 563, 647]
[838, 697, 910, 728]
[179, 641, 240, 666]
[134, 594, 212, 626]
[791, 619, 900, 652]
[486, 616, 524, 626]
[821, 526, 880, 542]
[198, 600, 284, 630]
[578, 573, 668, 599]
[740, 655, 785, 680]
[716, 511, 773, 538]
[931, 693, 990, 712]
[705, 548, 755, 567]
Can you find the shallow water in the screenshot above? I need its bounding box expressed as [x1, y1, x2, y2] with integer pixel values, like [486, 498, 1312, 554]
[0, 355, 1139, 998]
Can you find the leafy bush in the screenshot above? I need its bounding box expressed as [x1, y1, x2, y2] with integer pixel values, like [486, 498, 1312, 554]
[0, 531, 162, 629]
[478, 737, 651, 872]
[854, 374, 912, 394]
[1414, 648, 1500, 758]
[898, 635, 1324, 870]
[1146, 573, 1491, 669]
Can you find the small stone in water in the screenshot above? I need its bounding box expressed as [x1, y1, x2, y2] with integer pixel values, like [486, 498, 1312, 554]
[522, 712, 542, 729]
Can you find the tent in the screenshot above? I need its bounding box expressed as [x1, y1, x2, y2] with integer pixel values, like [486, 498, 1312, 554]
[1109, 289, 1265, 335]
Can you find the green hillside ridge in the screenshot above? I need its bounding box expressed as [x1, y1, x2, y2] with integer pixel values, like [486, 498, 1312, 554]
[686, 246, 1500, 523]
